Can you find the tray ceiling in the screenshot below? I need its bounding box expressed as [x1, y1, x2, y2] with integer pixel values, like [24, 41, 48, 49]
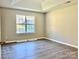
[0, 0, 77, 12]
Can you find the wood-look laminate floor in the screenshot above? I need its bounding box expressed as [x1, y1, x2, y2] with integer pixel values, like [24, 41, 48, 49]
[1, 40, 78, 59]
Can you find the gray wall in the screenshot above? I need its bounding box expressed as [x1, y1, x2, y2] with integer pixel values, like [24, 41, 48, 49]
[1, 8, 45, 41]
[0, 8, 1, 41]
[0, 9, 1, 58]
[46, 4, 78, 47]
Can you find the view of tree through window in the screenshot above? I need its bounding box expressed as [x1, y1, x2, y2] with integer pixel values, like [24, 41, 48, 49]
[16, 15, 35, 33]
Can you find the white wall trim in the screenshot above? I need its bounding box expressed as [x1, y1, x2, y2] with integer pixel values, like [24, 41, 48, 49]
[47, 38, 78, 49]
[5, 38, 38, 43]
[3, 37, 78, 49]
[5, 39, 28, 43]
[5, 37, 46, 43]
[0, 6, 44, 13]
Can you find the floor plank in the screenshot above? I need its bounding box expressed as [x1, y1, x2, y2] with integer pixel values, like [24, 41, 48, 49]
[1, 40, 78, 59]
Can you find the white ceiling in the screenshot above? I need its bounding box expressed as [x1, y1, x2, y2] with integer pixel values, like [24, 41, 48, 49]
[0, 0, 77, 12]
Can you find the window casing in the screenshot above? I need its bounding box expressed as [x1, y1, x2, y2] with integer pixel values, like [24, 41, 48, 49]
[16, 15, 35, 34]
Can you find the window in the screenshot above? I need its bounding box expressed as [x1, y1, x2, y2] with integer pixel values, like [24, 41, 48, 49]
[16, 15, 35, 34]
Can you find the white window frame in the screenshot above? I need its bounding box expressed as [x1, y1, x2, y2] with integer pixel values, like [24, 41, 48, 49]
[16, 15, 35, 34]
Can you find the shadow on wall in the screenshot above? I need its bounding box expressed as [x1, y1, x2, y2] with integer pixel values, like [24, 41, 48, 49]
[47, 32, 74, 44]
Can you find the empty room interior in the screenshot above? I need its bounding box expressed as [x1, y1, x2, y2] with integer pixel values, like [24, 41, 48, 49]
[0, 0, 78, 59]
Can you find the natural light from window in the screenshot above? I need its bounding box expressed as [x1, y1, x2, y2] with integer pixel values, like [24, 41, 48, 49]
[16, 15, 35, 34]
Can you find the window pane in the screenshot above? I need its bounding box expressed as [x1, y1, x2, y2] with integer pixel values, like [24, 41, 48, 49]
[16, 15, 35, 34]
[16, 15, 25, 24]
[26, 16, 35, 24]
[27, 25, 35, 33]
[16, 24, 25, 33]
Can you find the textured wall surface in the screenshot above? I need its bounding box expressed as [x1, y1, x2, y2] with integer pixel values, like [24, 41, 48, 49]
[0, 8, 1, 41]
[1, 8, 45, 41]
[46, 4, 78, 46]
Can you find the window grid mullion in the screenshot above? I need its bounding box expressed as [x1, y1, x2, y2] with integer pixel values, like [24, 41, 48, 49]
[25, 17, 27, 33]
[16, 15, 35, 33]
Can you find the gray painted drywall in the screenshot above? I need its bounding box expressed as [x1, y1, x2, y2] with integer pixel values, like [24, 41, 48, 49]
[1, 8, 45, 41]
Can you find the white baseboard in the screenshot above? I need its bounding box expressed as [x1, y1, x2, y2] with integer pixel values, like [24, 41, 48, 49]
[47, 38, 78, 49]
[5, 39, 28, 43]
[5, 39, 38, 43]
[5, 37, 46, 43]
[4, 37, 78, 49]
